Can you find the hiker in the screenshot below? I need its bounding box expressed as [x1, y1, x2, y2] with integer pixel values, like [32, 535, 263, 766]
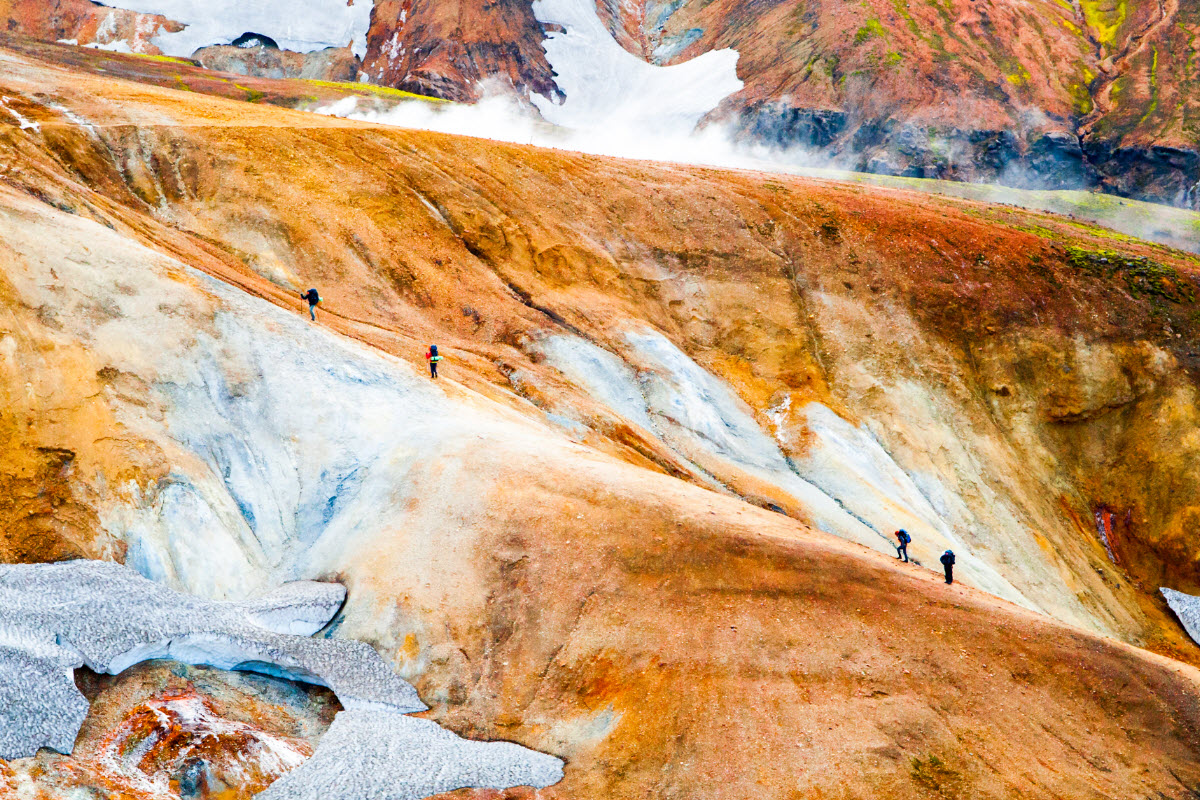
[895, 529, 910, 563]
[940, 550, 955, 584]
[426, 344, 442, 379]
[301, 288, 320, 321]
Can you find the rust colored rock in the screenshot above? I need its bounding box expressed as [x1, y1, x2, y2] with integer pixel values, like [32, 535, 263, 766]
[0, 0, 178, 53]
[360, 0, 560, 102]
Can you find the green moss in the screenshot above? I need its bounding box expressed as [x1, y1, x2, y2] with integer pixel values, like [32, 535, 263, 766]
[884, 50, 904, 66]
[1066, 246, 1196, 302]
[888, 0, 922, 36]
[854, 17, 887, 44]
[234, 84, 266, 103]
[1079, 0, 1128, 46]
[1006, 65, 1032, 85]
[1136, 48, 1159, 126]
[1069, 81, 1094, 115]
[303, 79, 447, 103]
[910, 755, 962, 796]
[129, 53, 196, 66]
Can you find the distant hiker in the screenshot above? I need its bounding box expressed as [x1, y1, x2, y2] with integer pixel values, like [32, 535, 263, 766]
[940, 550, 956, 585]
[426, 344, 442, 379]
[301, 288, 320, 321]
[895, 529, 911, 563]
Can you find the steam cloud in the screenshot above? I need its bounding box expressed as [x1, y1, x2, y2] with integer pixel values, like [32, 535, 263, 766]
[312, 92, 837, 174]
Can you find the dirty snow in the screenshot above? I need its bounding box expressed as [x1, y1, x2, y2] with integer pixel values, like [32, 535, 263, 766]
[0, 561, 565, 799]
[256, 711, 564, 800]
[1162, 588, 1200, 645]
[0, 560, 424, 759]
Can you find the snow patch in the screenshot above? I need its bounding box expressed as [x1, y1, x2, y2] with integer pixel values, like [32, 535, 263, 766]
[85, 40, 135, 54]
[256, 711, 564, 800]
[0, 97, 39, 132]
[0, 560, 424, 759]
[91, 0, 374, 58]
[530, 0, 742, 134]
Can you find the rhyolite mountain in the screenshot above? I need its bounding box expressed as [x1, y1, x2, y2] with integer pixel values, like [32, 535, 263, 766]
[7, 38, 1200, 798]
[2, 0, 1198, 207]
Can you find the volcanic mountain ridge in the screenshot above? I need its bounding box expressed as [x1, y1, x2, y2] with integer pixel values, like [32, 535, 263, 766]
[3, 0, 1200, 207]
[4, 40, 1200, 799]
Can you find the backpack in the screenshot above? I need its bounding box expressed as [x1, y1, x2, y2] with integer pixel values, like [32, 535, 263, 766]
[899, 531, 910, 545]
[307, 289, 320, 304]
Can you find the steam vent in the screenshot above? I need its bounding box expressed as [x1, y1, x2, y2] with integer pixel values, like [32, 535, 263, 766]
[3, 1, 1200, 797]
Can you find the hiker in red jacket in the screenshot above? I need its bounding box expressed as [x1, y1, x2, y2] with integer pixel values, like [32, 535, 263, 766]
[426, 345, 442, 379]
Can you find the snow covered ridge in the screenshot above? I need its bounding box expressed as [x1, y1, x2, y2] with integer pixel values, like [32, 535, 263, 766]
[91, 0, 374, 58]
[0, 560, 564, 798]
[530, 0, 743, 134]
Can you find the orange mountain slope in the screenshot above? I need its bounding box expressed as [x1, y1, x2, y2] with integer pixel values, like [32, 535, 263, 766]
[4, 43, 1200, 798]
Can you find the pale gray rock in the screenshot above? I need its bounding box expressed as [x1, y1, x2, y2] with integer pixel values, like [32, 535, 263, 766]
[255, 710, 565, 800]
[0, 560, 424, 759]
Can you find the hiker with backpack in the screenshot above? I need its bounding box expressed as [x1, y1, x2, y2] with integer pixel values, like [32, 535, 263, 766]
[301, 288, 320, 321]
[940, 550, 956, 584]
[426, 345, 442, 379]
[895, 529, 911, 563]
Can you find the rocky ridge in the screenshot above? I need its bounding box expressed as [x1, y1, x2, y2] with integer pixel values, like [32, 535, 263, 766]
[3, 0, 1199, 206]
